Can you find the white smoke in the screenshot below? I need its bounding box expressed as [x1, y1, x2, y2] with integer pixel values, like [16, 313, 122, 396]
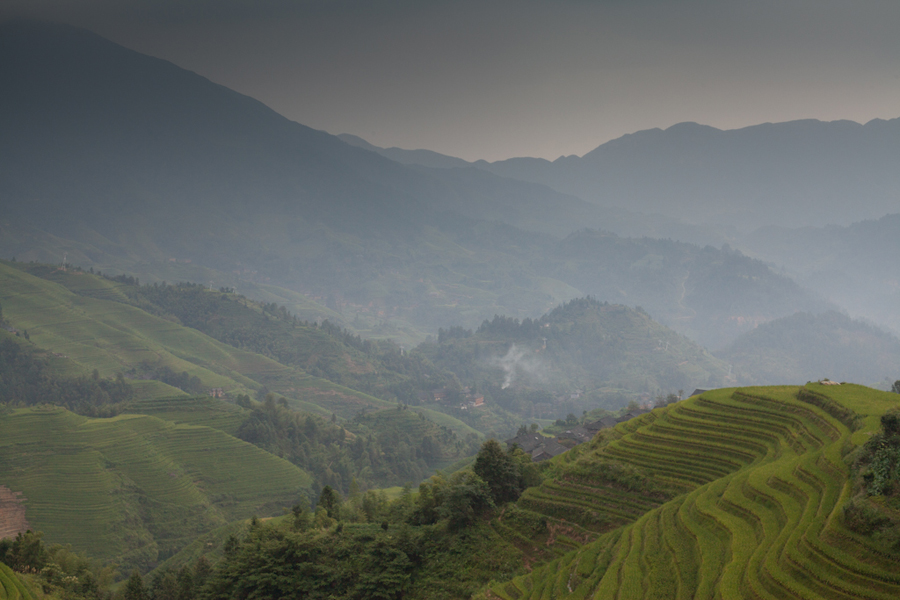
[492, 344, 545, 389]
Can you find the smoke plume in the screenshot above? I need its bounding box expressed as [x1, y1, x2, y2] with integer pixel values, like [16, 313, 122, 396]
[492, 344, 544, 389]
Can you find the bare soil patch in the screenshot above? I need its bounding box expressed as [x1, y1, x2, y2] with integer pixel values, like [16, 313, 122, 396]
[0, 485, 29, 539]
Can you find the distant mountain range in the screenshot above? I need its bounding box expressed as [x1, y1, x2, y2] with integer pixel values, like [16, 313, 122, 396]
[342, 118, 900, 232]
[718, 310, 900, 386]
[0, 19, 877, 353]
[739, 214, 900, 334]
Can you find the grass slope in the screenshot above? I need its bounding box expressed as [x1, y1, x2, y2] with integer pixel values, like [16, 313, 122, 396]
[0, 262, 443, 423]
[123, 395, 248, 437]
[0, 407, 313, 572]
[485, 384, 900, 599]
[0, 563, 34, 600]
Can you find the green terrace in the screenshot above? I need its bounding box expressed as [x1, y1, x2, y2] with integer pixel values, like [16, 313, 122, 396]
[486, 384, 900, 600]
[0, 407, 312, 572]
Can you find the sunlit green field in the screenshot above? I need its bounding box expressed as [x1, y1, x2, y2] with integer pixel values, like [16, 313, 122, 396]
[486, 384, 900, 599]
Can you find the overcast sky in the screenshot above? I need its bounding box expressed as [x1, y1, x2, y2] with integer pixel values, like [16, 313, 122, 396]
[5, 0, 900, 161]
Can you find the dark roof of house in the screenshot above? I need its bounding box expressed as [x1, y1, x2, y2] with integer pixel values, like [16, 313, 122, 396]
[616, 409, 651, 423]
[557, 425, 592, 442]
[531, 439, 568, 462]
[586, 416, 619, 431]
[690, 388, 710, 397]
[505, 433, 546, 453]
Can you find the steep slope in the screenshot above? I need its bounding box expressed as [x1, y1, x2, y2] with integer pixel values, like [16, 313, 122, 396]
[487, 384, 900, 599]
[718, 311, 900, 386]
[0, 562, 35, 600]
[477, 119, 900, 231]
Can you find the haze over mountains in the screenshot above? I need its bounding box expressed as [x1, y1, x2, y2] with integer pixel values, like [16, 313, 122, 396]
[342, 118, 900, 232]
[5, 15, 900, 599]
[1, 19, 899, 386]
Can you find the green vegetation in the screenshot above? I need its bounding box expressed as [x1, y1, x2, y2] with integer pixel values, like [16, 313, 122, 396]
[0, 332, 134, 416]
[129, 384, 900, 599]
[0, 407, 313, 572]
[484, 383, 900, 599]
[844, 406, 900, 548]
[1, 531, 115, 600]
[419, 297, 729, 417]
[0, 561, 35, 600]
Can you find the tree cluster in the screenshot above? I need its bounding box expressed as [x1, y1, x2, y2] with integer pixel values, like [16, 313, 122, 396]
[0, 337, 134, 415]
[0, 530, 116, 600]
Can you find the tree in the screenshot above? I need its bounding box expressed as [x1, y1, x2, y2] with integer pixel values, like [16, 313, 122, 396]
[882, 409, 900, 437]
[439, 472, 494, 530]
[473, 439, 522, 505]
[317, 485, 341, 519]
[122, 570, 148, 600]
[892, 380, 900, 394]
[149, 569, 179, 600]
[8, 530, 47, 571]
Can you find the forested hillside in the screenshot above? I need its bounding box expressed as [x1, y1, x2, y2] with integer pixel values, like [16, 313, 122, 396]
[419, 297, 730, 416]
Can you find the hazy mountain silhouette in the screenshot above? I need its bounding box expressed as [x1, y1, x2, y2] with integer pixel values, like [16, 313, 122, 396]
[337, 134, 473, 170]
[336, 133, 730, 245]
[2, 19, 688, 245]
[0, 20, 828, 348]
[739, 214, 900, 334]
[718, 311, 900, 386]
[475, 119, 900, 231]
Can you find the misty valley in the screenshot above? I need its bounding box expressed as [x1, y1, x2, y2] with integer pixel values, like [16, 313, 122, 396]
[3, 19, 900, 600]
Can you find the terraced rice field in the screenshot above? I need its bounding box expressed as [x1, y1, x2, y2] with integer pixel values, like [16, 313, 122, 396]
[0, 262, 265, 393]
[489, 385, 900, 599]
[125, 395, 248, 436]
[0, 407, 313, 571]
[0, 263, 426, 418]
[0, 563, 33, 600]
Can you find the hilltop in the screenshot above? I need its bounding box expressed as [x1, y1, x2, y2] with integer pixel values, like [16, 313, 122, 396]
[340, 118, 900, 233]
[484, 383, 900, 599]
